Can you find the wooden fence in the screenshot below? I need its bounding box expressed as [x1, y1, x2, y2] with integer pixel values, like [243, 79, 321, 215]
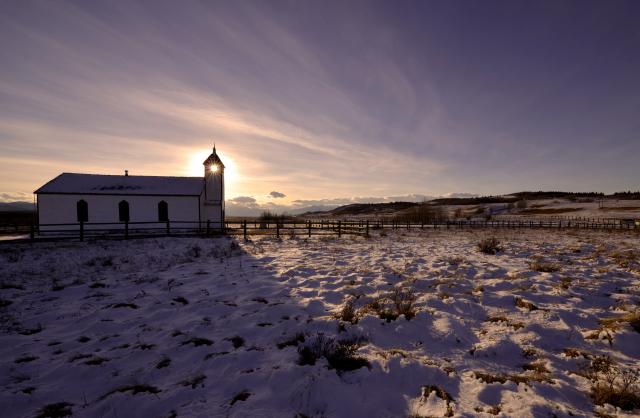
[0, 217, 638, 243]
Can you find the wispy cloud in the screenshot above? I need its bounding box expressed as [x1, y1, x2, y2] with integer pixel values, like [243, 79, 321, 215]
[1, 0, 639, 202]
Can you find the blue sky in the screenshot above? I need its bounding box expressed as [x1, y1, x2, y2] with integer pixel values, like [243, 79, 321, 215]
[1, 1, 639, 213]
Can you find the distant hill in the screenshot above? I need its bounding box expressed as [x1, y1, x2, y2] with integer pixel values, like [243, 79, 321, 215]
[302, 201, 419, 217]
[0, 201, 34, 212]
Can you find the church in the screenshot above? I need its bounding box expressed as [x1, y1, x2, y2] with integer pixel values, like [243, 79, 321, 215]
[34, 147, 225, 232]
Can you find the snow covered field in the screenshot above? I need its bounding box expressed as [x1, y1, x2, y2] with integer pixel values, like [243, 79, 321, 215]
[1, 230, 639, 417]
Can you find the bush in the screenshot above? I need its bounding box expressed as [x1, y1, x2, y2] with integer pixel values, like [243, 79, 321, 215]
[582, 356, 640, 411]
[336, 300, 357, 324]
[529, 260, 560, 273]
[297, 334, 369, 373]
[389, 287, 417, 320]
[258, 210, 295, 228]
[477, 238, 502, 254]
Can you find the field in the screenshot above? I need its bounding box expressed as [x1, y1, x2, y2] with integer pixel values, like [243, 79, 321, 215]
[1, 230, 639, 417]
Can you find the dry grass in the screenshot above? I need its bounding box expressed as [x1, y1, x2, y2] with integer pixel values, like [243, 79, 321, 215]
[474, 370, 554, 386]
[297, 334, 370, 373]
[580, 355, 640, 411]
[515, 297, 539, 311]
[558, 277, 573, 290]
[529, 260, 561, 273]
[477, 237, 502, 255]
[609, 249, 639, 270]
[599, 311, 640, 333]
[485, 315, 525, 330]
[359, 288, 417, 321]
[335, 300, 357, 324]
[563, 348, 591, 359]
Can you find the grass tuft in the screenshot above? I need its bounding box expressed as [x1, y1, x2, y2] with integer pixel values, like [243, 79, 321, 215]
[297, 333, 369, 373]
[477, 238, 502, 255]
[581, 355, 640, 411]
[35, 402, 73, 418]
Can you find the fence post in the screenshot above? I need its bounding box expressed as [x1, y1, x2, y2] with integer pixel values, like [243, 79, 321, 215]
[407, 221, 410, 230]
[308, 220, 312, 238]
[80, 221, 84, 242]
[243, 220, 247, 241]
[206, 220, 210, 235]
[124, 220, 129, 239]
[338, 220, 342, 238]
[166, 220, 170, 235]
[30, 223, 35, 242]
[276, 222, 280, 239]
[366, 220, 369, 237]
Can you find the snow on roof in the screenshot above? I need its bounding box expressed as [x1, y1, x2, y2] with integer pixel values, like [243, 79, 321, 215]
[35, 173, 204, 196]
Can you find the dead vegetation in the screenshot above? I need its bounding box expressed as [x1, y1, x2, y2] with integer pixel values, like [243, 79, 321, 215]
[529, 260, 561, 273]
[474, 369, 554, 386]
[485, 315, 525, 330]
[335, 300, 357, 324]
[99, 384, 161, 400]
[358, 287, 417, 322]
[609, 249, 639, 270]
[477, 237, 502, 255]
[35, 402, 73, 418]
[421, 385, 455, 417]
[297, 333, 370, 373]
[563, 348, 591, 359]
[599, 311, 640, 333]
[515, 297, 539, 311]
[580, 355, 640, 411]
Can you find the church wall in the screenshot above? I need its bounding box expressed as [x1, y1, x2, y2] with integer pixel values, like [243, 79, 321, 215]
[38, 194, 203, 232]
[200, 193, 223, 229]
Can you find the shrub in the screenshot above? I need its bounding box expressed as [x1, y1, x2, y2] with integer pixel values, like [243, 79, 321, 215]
[230, 390, 251, 405]
[529, 260, 561, 273]
[582, 355, 640, 411]
[599, 311, 640, 333]
[477, 238, 502, 255]
[297, 334, 369, 373]
[35, 402, 73, 418]
[515, 297, 539, 311]
[336, 300, 357, 324]
[276, 333, 305, 349]
[389, 287, 417, 319]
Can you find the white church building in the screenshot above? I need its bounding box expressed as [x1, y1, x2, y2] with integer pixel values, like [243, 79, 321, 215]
[34, 147, 225, 232]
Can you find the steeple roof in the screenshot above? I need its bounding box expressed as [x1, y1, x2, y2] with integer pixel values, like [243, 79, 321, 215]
[202, 145, 225, 169]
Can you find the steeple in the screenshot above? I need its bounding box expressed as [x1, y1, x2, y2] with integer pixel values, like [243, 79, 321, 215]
[203, 145, 225, 171]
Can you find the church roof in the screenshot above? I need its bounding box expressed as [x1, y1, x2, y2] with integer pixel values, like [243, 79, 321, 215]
[203, 147, 225, 168]
[35, 173, 204, 196]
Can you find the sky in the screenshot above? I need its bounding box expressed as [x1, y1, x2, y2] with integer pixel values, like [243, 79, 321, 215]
[1, 0, 639, 214]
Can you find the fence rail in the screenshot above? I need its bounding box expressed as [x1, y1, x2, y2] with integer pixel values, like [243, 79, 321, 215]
[0, 216, 638, 243]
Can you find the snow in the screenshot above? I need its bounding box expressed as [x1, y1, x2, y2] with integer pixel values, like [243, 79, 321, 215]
[35, 173, 204, 196]
[1, 229, 639, 417]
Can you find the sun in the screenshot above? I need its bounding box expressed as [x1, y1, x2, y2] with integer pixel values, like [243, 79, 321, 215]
[186, 148, 238, 188]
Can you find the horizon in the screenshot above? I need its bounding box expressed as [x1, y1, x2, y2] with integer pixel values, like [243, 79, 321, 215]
[1, 1, 639, 215]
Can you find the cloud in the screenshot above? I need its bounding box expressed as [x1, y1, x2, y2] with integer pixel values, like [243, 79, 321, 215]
[0, 192, 31, 203]
[269, 191, 286, 198]
[228, 196, 257, 204]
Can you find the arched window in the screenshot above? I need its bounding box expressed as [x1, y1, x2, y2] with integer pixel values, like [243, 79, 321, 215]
[118, 200, 130, 222]
[76, 199, 88, 222]
[158, 200, 168, 222]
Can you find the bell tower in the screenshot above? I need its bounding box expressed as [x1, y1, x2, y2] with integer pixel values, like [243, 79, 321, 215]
[202, 145, 225, 223]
